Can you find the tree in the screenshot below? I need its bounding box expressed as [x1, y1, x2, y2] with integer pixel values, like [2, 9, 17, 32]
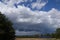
[51, 33, 55, 38]
[56, 28, 60, 38]
[44, 33, 51, 38]
[0, 12, 15, 40]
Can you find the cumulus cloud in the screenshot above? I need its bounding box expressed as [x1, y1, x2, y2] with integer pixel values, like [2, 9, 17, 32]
[1, 0, 48, 9]
[1, 0, 29, 7]
[31, 0, 48, 10]
[0, 0, 60, 35]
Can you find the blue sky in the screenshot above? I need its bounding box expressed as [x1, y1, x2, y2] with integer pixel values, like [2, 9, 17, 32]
[16, 0, 60, 11]
[0, 0, 60, 11]
[0, 0, 60, 35]
[43, 0, 60, 11]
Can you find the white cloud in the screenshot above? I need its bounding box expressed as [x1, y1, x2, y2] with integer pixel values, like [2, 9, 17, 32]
[15, 30, 40, 36]
[1, 0, 48, 10]
[0, 1, 60, 28]
[0, 0, 60, 34]
[0, 0, 60, 26]
[31, 0, 48, 10]
[1, 0, 28, 7]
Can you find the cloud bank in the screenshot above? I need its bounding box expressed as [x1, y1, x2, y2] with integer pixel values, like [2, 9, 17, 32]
[0, 0, 60, 35]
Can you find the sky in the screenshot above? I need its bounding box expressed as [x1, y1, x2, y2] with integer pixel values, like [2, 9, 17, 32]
[0, 0, 60, 36]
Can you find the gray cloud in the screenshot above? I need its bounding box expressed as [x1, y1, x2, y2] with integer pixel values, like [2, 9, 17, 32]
[15, 30, 40, 36]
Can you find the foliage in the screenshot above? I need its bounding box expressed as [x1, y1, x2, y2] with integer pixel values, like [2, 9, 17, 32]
[50, 33, 55, 38]
[55, 28, 60, 39]
[0, 12, 15, 40]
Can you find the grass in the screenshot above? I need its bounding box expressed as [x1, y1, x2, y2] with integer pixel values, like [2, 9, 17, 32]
[16, 38, 60, 40]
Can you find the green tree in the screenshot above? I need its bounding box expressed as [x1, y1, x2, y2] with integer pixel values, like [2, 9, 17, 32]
[56, 28, 60, 39]
[51, 33, 55, 38]
[0, 12, 15, 40]
[44, 33, 51, 38]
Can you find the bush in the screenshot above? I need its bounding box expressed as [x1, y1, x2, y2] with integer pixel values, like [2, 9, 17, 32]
[56, 28, 60, 39]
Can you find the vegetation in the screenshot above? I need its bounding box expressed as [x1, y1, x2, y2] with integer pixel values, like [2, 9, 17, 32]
[55, 28, 60, 39]
[0, 12, 15, 40]
[42, 28, 60, 38]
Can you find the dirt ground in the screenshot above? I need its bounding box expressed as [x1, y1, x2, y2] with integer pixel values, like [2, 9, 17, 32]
[16, 38, 60, 40]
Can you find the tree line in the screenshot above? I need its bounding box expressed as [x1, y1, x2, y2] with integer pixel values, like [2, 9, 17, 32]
[40, 28, 60, 39]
